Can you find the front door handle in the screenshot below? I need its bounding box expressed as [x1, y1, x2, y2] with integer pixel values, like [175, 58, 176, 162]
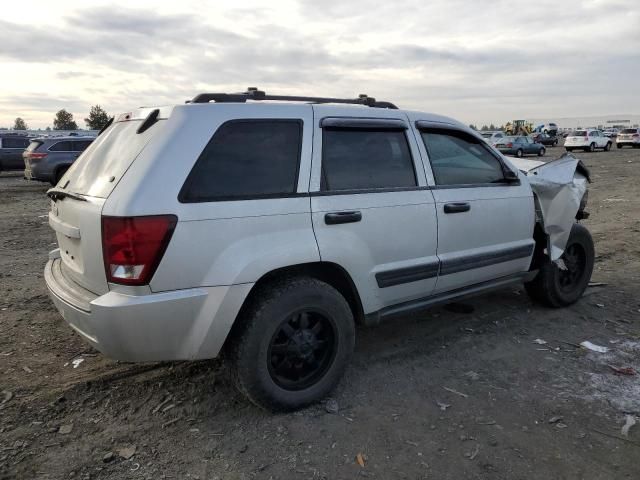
[443, 202, 470, 214]
[325, 211, 362, 225]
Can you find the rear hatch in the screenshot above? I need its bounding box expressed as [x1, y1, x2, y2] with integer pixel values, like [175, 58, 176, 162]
[48, 109, 168, 295]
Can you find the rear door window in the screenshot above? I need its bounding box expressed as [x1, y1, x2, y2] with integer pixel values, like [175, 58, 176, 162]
[2, 137, 30, 148]
[26, 140, 43, 152]
[420, 129, 506, 185]
[179, 120, 302, 202]
[321, 129, 416, 191]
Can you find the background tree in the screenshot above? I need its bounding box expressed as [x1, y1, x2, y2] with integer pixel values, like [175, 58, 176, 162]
[469, 124, 477, 130]
[480, 125, 489, 131]
[53, 109, 78, 130]
[489, 123, 496, 130]
[13, 117, 28, 130]
[45, 126, 52, 131]
[84, 105, 110, 130]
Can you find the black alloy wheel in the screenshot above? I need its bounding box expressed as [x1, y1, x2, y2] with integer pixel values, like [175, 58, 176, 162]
[268, 310, 337, 391]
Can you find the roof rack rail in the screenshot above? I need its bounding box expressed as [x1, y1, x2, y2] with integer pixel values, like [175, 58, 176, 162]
[188, 87, 398, 109]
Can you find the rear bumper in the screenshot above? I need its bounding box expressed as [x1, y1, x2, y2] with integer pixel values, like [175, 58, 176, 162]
[23, 158, 52, 181]
[44, 254, 252, 362]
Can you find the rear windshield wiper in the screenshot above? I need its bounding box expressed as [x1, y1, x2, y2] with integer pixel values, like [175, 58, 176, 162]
[47, 188, 87, 202]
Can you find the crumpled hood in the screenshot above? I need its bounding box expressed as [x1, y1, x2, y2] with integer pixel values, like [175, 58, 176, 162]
[515, 154, 590, 260]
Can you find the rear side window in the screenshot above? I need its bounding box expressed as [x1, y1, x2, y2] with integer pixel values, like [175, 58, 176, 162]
[49, 141, 72, 151]
[180, 120, 302, 202]
[321, 130, 416, 191]
[420, 129, 506, 185]
[72, 140, 93, 151]
[622, 128, 638, 134]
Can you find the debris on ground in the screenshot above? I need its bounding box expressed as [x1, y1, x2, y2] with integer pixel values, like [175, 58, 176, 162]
[580, 341, 610, 353]
[325, 398, 339, 414]
[608, 365, 636, 376]
[548, 416, 564, 424]
[464, 371, 480, 381]
[71, 358, 84, 368]
[1, 390, 12, 405]
[58, 424, 73, 435]
[103, 452, 115, 463]
[443, 387, 468, 398]
[464, 444, 480, 460]
[356, 453, 365, 467]
[588, 282, 608, 287]
[533, 339, 548, 345]
[117, 445, 136, 459]
[621, 416, 637, 437]
[22, 366, 33, 373]
[436, 401, 451, 411]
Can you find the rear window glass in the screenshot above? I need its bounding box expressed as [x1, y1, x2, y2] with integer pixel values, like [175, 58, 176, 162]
[72, 140, 93, 151]
[49, 141, 72, 151]
[64, 120, 161, 198]
[179, 120, 302, 202]
[621, 129, 638, 134]
[26, 140, 43, 152]
[573, 131, 587, 136]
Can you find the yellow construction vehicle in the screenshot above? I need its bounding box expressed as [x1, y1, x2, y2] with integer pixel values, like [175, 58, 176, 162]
[504, 120, 534, 136]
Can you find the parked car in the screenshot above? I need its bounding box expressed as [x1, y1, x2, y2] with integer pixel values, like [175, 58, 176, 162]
[0, 134, 31, 172]
[534, 123, 558, 135]
[44, 89, 594, 411]
[480, 131, 506, 146]
[565, 129, 612, 152]
[495, 136, 546, 157]
[603, 128, 619, 138]
[616, 128, 640, 148]
[23, 136, 94, 185]
[532, 133, 559, 146]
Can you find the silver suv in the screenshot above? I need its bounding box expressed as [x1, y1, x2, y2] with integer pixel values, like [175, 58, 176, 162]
[44, 89, 594, 411]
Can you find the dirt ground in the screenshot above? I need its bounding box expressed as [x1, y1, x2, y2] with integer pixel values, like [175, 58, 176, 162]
[1, 144, 640, 480]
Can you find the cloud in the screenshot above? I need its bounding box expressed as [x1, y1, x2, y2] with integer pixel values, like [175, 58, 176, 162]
[0, 0, 638, 128]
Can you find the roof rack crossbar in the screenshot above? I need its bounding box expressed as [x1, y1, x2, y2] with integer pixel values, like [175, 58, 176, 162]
[189, 88, 398, 109]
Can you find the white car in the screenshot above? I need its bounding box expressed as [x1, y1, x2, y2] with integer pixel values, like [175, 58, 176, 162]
[479, 131, 506, 146]
[616, 128, 640, 148]
[565, 129, 612, 152]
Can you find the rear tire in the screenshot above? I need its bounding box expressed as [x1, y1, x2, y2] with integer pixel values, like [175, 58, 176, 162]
[565, 147, 573, 152]
[525, 224, 594, 307]
[617, 143, 622, 149]
[227, 276, 355, 412]
[515, 149, 523, 158]
[588, 143, 595, 152]
[553, 139, 558, 146]
[604, 142, 611, 151]
[538, 148, 546, 157]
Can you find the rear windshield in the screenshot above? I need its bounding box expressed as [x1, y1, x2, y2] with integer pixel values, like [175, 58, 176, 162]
[621, 128, 638, 134]
[572, 131, 587, 136]
[26, 140, 44, 152]
[63, 120, 162, 198]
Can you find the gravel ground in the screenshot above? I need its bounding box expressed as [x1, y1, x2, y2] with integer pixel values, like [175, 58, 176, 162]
[1, 145, 640, 480]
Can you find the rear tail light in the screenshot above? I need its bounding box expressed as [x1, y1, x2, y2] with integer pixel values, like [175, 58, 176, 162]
[26, 152, 48, 160]
[101, 215, 177, 285]
[633, 134, 639, 138]
[506, 142, 513, 148]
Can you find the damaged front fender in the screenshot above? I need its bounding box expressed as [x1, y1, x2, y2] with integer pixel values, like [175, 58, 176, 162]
[508, 153, 591, 260]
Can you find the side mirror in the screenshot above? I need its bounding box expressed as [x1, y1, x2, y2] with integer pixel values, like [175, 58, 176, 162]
[504, 169, 519, 183]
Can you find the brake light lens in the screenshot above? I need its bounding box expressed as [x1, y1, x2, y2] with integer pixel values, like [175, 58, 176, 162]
[633, 134, 639, 138]
[101, 215, 177, 285]
[506, 142, 513, 148]
[26, 152, 48, 160]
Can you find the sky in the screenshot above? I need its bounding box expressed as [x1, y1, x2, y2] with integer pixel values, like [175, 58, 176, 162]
[0, 0, 638, 129]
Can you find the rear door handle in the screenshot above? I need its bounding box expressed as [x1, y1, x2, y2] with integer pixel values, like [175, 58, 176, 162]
[443, 202, 470, 214]
[324, 211, 362, 225]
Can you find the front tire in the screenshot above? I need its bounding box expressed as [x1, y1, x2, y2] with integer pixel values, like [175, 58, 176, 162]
[588, 143, 596, 152]
[227, 277, 355, 412]
[525, 224, 594, 307]
[565, 147, 573, 152]
[538, 148, 546, 157]
[617, 143, 623, 149]
[604, 142, 611, 151]
[515, 149, 524, 158]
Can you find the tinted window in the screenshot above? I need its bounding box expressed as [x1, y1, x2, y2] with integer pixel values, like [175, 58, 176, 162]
[322, 129, 416, 191]
[72, 140, 93, 151]
[26, 140, 43, 152]
[180, 120, 302, 202]
[622, 128, 638, 134]
[420, 130, 506, 185]
[49, 141, 72, 151]
[2, 137, 29, 148]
